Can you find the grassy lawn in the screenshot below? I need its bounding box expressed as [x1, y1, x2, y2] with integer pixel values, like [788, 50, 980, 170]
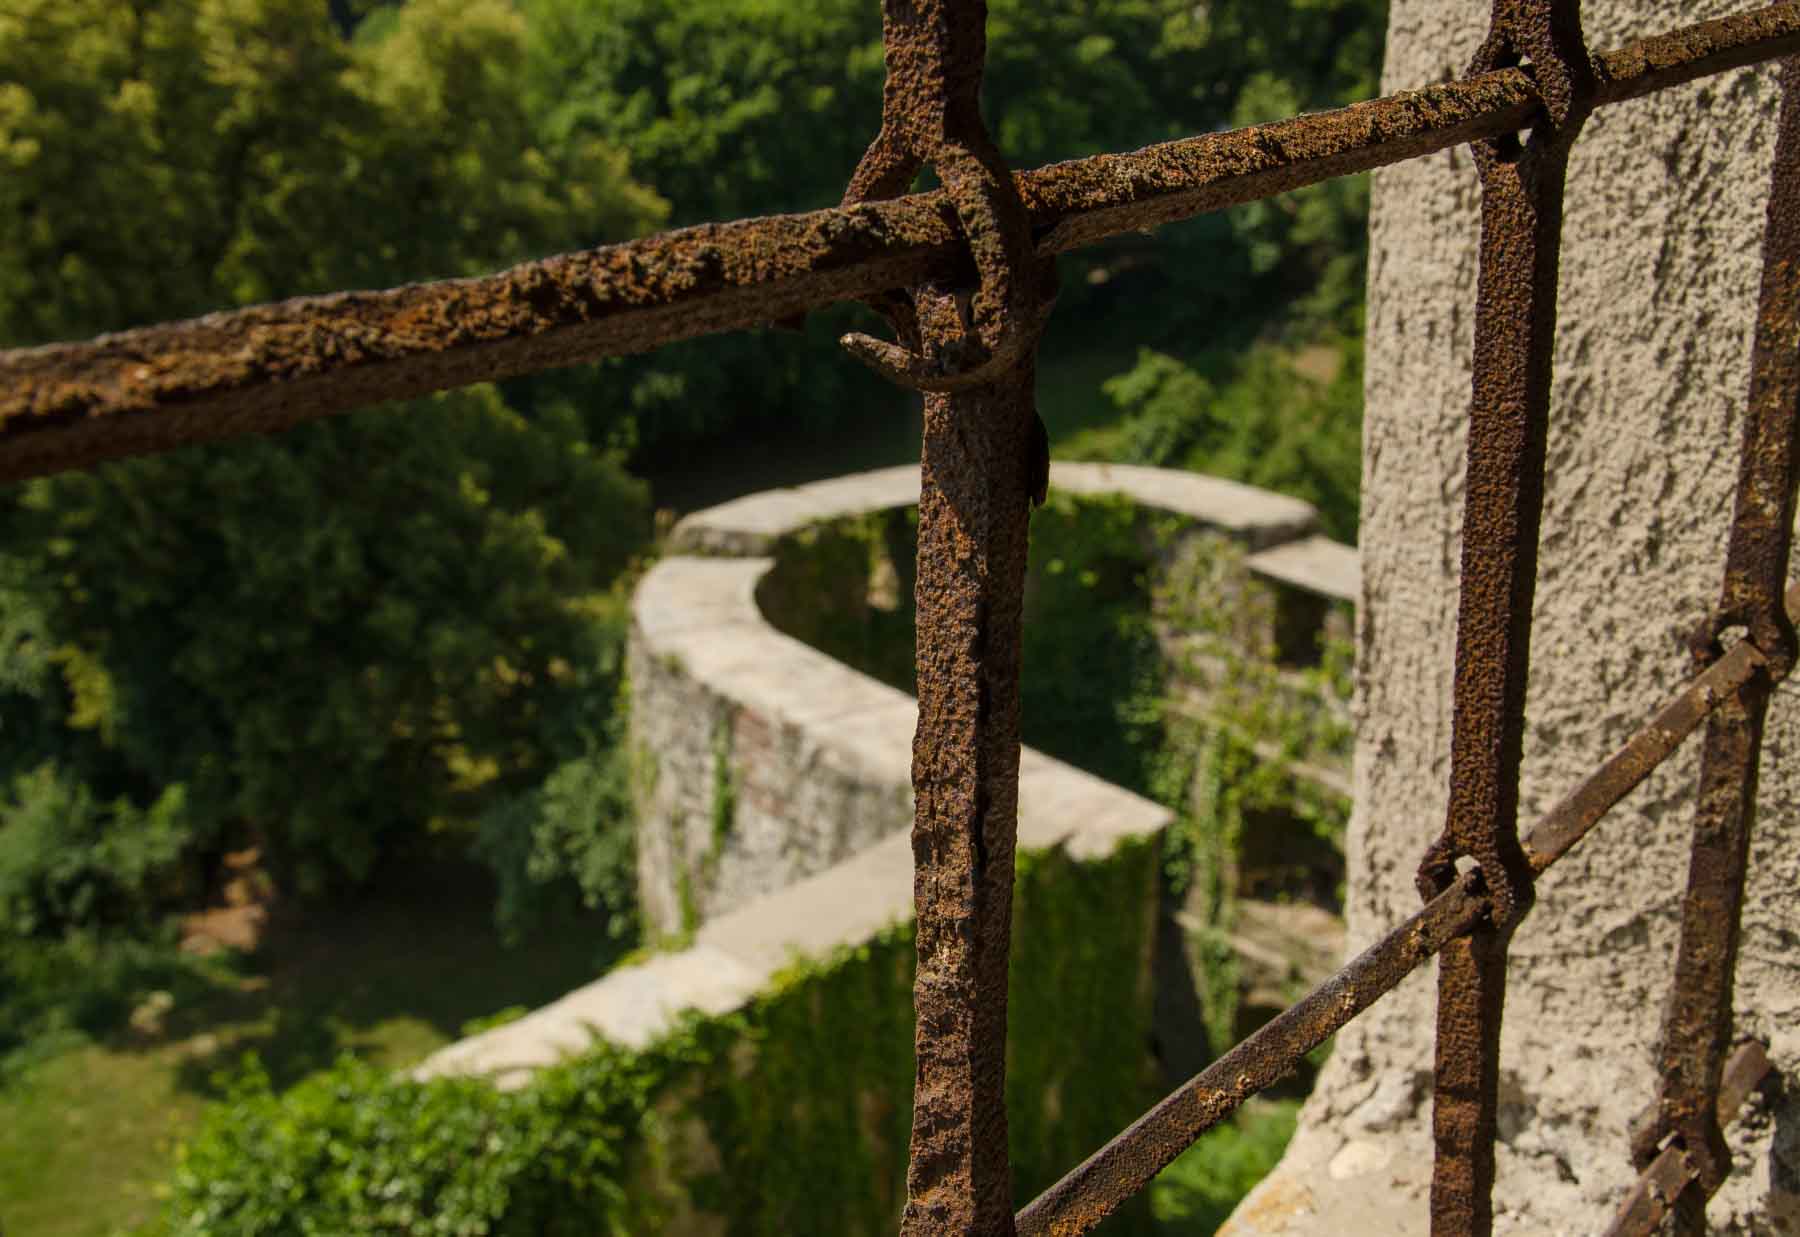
[0, 859, 627, 1237]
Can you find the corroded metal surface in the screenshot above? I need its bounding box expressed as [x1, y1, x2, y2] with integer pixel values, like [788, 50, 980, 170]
[1013, 586, 1800, 1236]
[1629, 57, 1800, 1234]
[837, 4, 1053, 1232]
[3, 5, 1798, 482]
[1413, 5, 1594, 1233]
[1607, 1042, 1774, 1237]
[7, 2, 1800, 1231]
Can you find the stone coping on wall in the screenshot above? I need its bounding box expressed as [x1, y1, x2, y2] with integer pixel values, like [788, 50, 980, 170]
[420, 550, 1168, 1089]
[1244, 534, 1360, 605]
[419, 461, 1351, 1088]
[416, 692, 1164, 1089]
[670, 461, 1339, 584]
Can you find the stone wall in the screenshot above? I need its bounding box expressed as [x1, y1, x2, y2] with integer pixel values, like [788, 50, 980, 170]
[1229, 5, 1800, 1233]
[633, 461, 1354, 939]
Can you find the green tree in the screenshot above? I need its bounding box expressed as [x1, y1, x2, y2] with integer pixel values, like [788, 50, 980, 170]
[0, 0, 664, 908]
[508, 0, 1385, 467]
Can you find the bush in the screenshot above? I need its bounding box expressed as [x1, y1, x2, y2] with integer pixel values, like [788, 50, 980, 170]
[0, 928, 236, 1079]
[0, 765, 200, 937]
[1150, 1100, 1300, 1229]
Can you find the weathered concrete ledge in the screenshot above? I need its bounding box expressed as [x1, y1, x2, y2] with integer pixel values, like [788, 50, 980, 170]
[644, 462, 1351, 936]
[670, 462, 1330, 573]
[416, 756, 1159, 1090]
[420, 461, 1349, 1091]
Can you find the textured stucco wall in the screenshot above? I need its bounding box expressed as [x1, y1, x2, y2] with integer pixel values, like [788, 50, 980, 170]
[1229, 4, 1800, 1233]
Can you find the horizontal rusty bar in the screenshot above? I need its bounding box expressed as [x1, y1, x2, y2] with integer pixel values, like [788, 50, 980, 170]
[3, 3, 1798, 481]
[1013, 586, 1800, 1237]
[1602, 1041, 1773, 1237]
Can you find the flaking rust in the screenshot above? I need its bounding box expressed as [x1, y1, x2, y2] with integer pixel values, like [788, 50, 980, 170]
[1415, 4, 1595, 1233]
[836, 3, 1055, 1233]
[3, 6, 1796, 481]
[1630, 55, 1800, 1235]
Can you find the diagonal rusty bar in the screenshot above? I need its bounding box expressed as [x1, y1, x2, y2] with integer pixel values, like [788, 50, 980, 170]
[836, 3, 1055, 1232]
[1014, 583, 1799, 1236]
[1628, 56, 1800, 1235]
[2, 5, 1797, 483]
[1607, 1042, 1773, 1237]
[1413, 5, 1594, 1234]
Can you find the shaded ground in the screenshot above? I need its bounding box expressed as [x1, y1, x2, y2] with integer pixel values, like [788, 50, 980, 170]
[0, 857, 627, 1237]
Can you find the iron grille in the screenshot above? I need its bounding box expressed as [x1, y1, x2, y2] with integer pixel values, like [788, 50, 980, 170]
[3, 3, 1797, 1233]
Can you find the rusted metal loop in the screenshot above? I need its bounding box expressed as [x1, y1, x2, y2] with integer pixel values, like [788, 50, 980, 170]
[1688, 601, 1797, 675]
[1468, 0, 1597, 170]
[838, 0, 1053, 393]
[1628, 58, 1800, 1220]
[1469, 0, 1597, 129]
[1610, 1043, 1773, 1236]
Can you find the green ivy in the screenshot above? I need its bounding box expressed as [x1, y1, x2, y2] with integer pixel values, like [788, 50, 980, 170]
[157, 836, 1161, 1234]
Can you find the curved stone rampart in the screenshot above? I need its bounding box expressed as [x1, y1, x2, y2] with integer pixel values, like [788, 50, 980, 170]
[636, 461, 1355, 936]
[420, 460, 1355, 1095]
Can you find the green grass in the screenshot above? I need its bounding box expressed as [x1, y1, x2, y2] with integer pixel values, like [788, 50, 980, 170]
[1149, 1099, 1300, 1232]
[0, 859, 628, 1237]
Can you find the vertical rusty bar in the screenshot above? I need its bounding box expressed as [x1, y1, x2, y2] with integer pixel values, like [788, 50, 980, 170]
[906, 369, 1039, 1235]
[836, 4, 1056, 1232]
[1630, 56, 1800, 1233]
[1415, 5, 1594, 1234]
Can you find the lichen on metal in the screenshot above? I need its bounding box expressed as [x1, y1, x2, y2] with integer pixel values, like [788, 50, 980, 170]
[6, 2, 1800, 1234]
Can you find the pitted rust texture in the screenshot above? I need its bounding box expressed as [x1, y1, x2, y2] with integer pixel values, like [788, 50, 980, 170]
[4, 5, 1797, 482]
[1013, 584, 1800, 1237]
[0, 204, 960, 483]
[835, 4, 1053, 1233]
[1593, 4, 1800, 106]
[905, 373, 1038, 1237]
[1691, 56, 1800, 683]
[1025, 2, 1800, 254]
[1416, 6, 1595, 1233]
[1630, 58, 1800, 1232]
[837, 0, 1053, 390]
[1608, 1043, 1774, 1237]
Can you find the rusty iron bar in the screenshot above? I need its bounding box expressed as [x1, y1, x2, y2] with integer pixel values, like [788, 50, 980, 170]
[834, 3, 1055, 1232]
[1627, 56, 1800, 1234]
[2, 4, 1798, 482]
[1413, 5, 1595, 1233]
[1013, 582, 1799, 1237]
[1606, 1042, 1774, 1237]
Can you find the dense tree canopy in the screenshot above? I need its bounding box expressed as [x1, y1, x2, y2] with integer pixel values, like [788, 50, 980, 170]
[0, 0, 1384, 928]
[0, 0, 664, 908]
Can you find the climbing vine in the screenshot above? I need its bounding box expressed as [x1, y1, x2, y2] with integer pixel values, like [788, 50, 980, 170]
[158, 835, 1161, 1235]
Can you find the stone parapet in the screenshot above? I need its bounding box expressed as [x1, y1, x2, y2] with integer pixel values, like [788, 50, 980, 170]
[639, 462, 1351, 937]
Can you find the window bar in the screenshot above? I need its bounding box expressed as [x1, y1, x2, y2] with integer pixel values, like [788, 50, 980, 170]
[834, 3, 1057, 1232]
[1013, 581, 1800, 1237]
[1628, 54, 1800, 1236]
[1607, 1041, 1774, 1237]
[3, 5, 1794, 485]
[1414, 4, 1596, 1233]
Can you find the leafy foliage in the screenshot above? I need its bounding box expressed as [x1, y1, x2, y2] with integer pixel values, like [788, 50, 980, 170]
[0, 0, 663, 913]
[159, 839, 1162, 1235]
[0, 765, 195, 937]
[1102, 338, 1365, 541]
[508, 0, 1386, 471]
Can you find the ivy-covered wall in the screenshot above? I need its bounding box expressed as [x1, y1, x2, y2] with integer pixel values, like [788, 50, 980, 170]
[158, 833, 1160, 1235]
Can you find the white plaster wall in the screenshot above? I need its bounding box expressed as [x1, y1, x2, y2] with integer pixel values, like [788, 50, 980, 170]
[1229, 4, 1800, 1233]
